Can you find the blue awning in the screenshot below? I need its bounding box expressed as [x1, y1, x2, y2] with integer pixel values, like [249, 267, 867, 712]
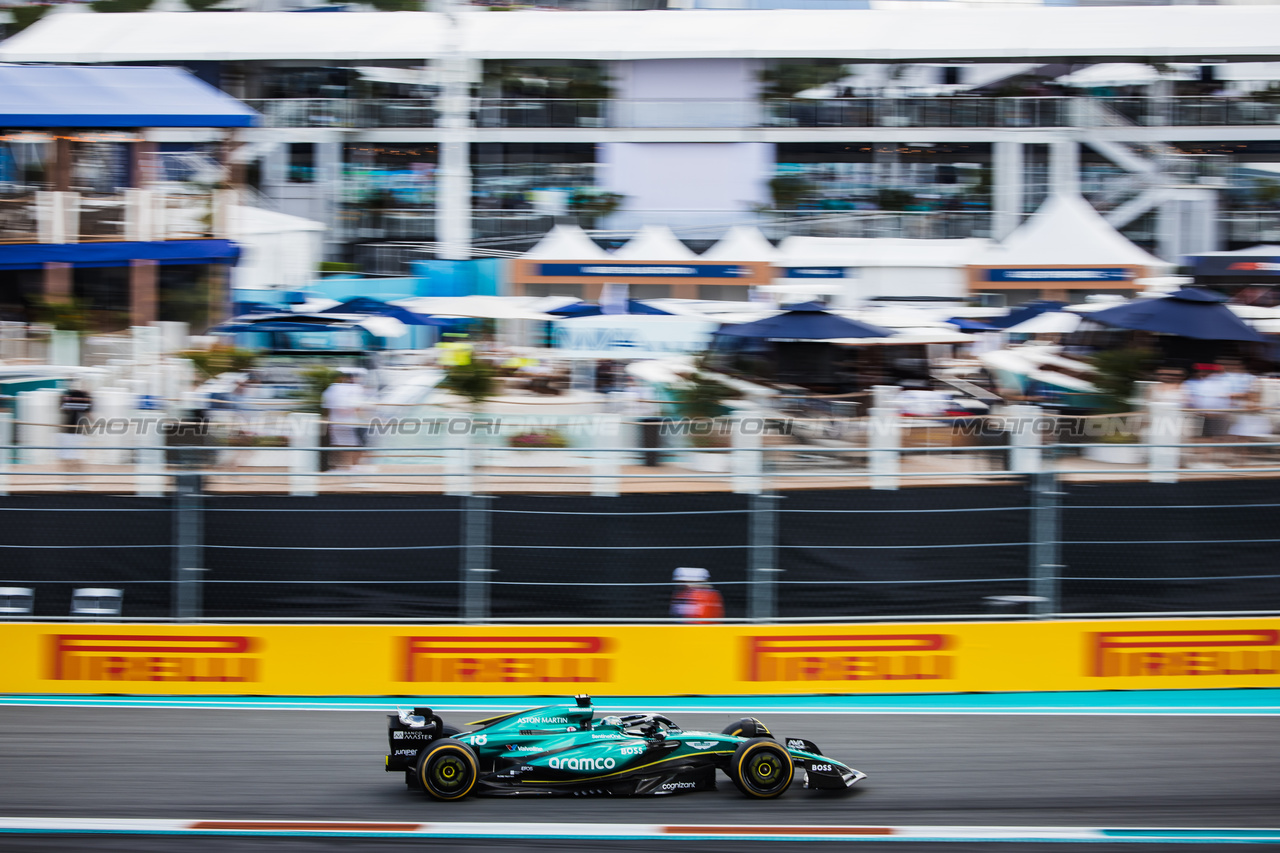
[0, 240, 240, 270]
[0, 65, 258, 128]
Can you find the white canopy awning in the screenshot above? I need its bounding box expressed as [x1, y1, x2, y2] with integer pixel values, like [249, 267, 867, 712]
[612, 225, 698, 262]
[8, 7, 1280, 64]
[778, 236, 990, 269]
[701, 226, 778, 263]
[974, 194, 1168, 269]
[523, 224, 610, 261]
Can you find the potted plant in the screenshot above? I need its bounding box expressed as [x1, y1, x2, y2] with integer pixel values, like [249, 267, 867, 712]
[670, 369, 743, 472]
[1081, 348, 1154, 465]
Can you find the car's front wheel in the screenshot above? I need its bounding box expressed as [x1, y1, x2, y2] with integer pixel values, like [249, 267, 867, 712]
[729, 738, 793, 799]
[417, 738, 479, 801]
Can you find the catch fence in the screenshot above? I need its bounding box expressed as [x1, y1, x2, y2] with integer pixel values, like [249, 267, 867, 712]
[1, 438, 1279, 624]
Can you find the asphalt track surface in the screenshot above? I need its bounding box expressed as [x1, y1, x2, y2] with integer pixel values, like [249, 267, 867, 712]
[0, 704, 1277, 852]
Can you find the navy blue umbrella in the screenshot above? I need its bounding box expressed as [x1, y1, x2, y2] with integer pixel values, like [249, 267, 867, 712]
[715, 301, 894, 340]
[548, 300, 674, 318]
[232, 301, 283, 316]
[988, 300, 1066, 330]
[211, 318, 351, 334]
[947, 316, 1001, 332]
[1087, 288, 1266, 342]
[321, 296, 451, 326]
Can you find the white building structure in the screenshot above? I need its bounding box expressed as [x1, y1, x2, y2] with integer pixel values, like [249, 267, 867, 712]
[7, 5, 1280, 292]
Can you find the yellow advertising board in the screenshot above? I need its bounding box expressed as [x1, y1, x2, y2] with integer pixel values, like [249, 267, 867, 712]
[1, 618, 1277, 696]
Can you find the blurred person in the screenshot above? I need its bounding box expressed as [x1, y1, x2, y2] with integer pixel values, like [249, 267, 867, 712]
[1185, 364, 1231, 466]
[670, 566, 724, 624]
[1149, 366, 1187, 406]
[58, 384, 92, 473]
[322, 372, 369, 471]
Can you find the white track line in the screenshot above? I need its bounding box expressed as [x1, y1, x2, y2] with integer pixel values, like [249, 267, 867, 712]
[1, 818, 1278, 843]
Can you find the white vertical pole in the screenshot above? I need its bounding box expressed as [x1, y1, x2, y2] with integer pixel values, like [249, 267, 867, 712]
[0, 412, 11, 496]
[1147, 399, 1182, 484]
[446, 417, 474, 497]
[135, 411, 164, 497]
[868, 406, 900, 491]
[289, 412, 320, 496]
[1007, 404, 1043, 475]
[1049, 138, 1081, 198]
[18, 389, 59, 467]
[732, 412, 764, 495]
[993, 139, 1024, 240]
[591, 413, 621, 498]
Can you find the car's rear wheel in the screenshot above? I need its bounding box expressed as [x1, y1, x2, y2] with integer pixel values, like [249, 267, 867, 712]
[417, 738, 479, 801]
[729, 738, 793, 799]
[721, 717, 773, 739]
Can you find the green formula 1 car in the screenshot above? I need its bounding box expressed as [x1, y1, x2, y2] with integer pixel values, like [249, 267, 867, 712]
[385, 694, 866, 800]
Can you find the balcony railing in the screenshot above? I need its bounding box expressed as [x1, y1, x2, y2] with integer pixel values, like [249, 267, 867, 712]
[243, 95, 1280, 130]
[0, 188, 218, 244]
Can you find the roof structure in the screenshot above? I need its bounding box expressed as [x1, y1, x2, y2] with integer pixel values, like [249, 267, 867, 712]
[778, 236, 990, 269]
[523, 224, 610, 260]
[702, 226, 778, 262]
[612, 226, 698, 261]
[5, 7, 1280, 63]
[0, 65, 257, 127]
[973, 194, 1168, 269]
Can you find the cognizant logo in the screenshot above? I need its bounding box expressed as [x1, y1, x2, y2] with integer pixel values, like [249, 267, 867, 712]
[548, 756, 615, 771]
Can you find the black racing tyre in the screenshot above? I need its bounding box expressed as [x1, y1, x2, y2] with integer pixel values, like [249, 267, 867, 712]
[729, 738, 793, 799]
[441, 724, 461, 737]
[721, 717, 773, 739]
[416, 738, 479, 801]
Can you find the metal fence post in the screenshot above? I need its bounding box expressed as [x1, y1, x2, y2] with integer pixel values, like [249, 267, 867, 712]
[0, 411, 10, 496]
[172, 471, 204, 621]
[1029, 467, 1062, 618]
[461, 494, 492, 623]
[748, 492, 780, 622]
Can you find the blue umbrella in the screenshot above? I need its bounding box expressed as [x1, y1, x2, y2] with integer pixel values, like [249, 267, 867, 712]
[947, 316, 1001, 332]
[232, 301, 283, 316]
[211, 318, 352, 334]
[988, 300, 1066, 330]
[715, 301, 894, 340]
[1088, 288, 1266, 342]
[321, 296, 452, 326]
[548, 300, 674, 318]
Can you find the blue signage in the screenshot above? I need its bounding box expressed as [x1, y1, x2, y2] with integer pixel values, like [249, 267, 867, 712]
[783, 267, 847, 279]
[985, 268, 1133, 283]
[1192, 255, 1280, 277]
[537, 263, 752, 279]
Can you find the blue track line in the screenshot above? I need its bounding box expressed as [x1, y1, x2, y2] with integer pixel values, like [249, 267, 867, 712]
[1, 689, 1278, 714]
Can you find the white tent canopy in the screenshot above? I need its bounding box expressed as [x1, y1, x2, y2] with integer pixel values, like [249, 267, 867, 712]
[611, 225, 698, 261]
[974, 194, 1169, 269]
[8, 7, 1280, 63]
[778, 236, 989, 269]
[228, 205, 325, 291]
[1056, 62, 1194, 88]
[394, 295, 557, 321]
[523, 224, 610, 260]
[701, 226, 778, 263]
[1004, 311, 1082, 335]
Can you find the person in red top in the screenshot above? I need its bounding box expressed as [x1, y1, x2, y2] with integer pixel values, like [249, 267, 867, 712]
[670, 567, 724, 623]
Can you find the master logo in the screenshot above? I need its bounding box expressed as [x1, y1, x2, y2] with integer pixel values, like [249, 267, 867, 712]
[744, 633, 954, 682]
[1089, 629, 1279, 678]
[48, 634, 260, 683]
[401, 636, 612, 683]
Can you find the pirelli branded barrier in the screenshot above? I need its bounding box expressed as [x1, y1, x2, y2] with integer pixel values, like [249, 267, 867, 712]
[1, 618, 1278, 696]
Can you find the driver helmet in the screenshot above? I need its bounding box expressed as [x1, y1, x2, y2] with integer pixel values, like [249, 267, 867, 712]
[598, 715, 623, 729]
